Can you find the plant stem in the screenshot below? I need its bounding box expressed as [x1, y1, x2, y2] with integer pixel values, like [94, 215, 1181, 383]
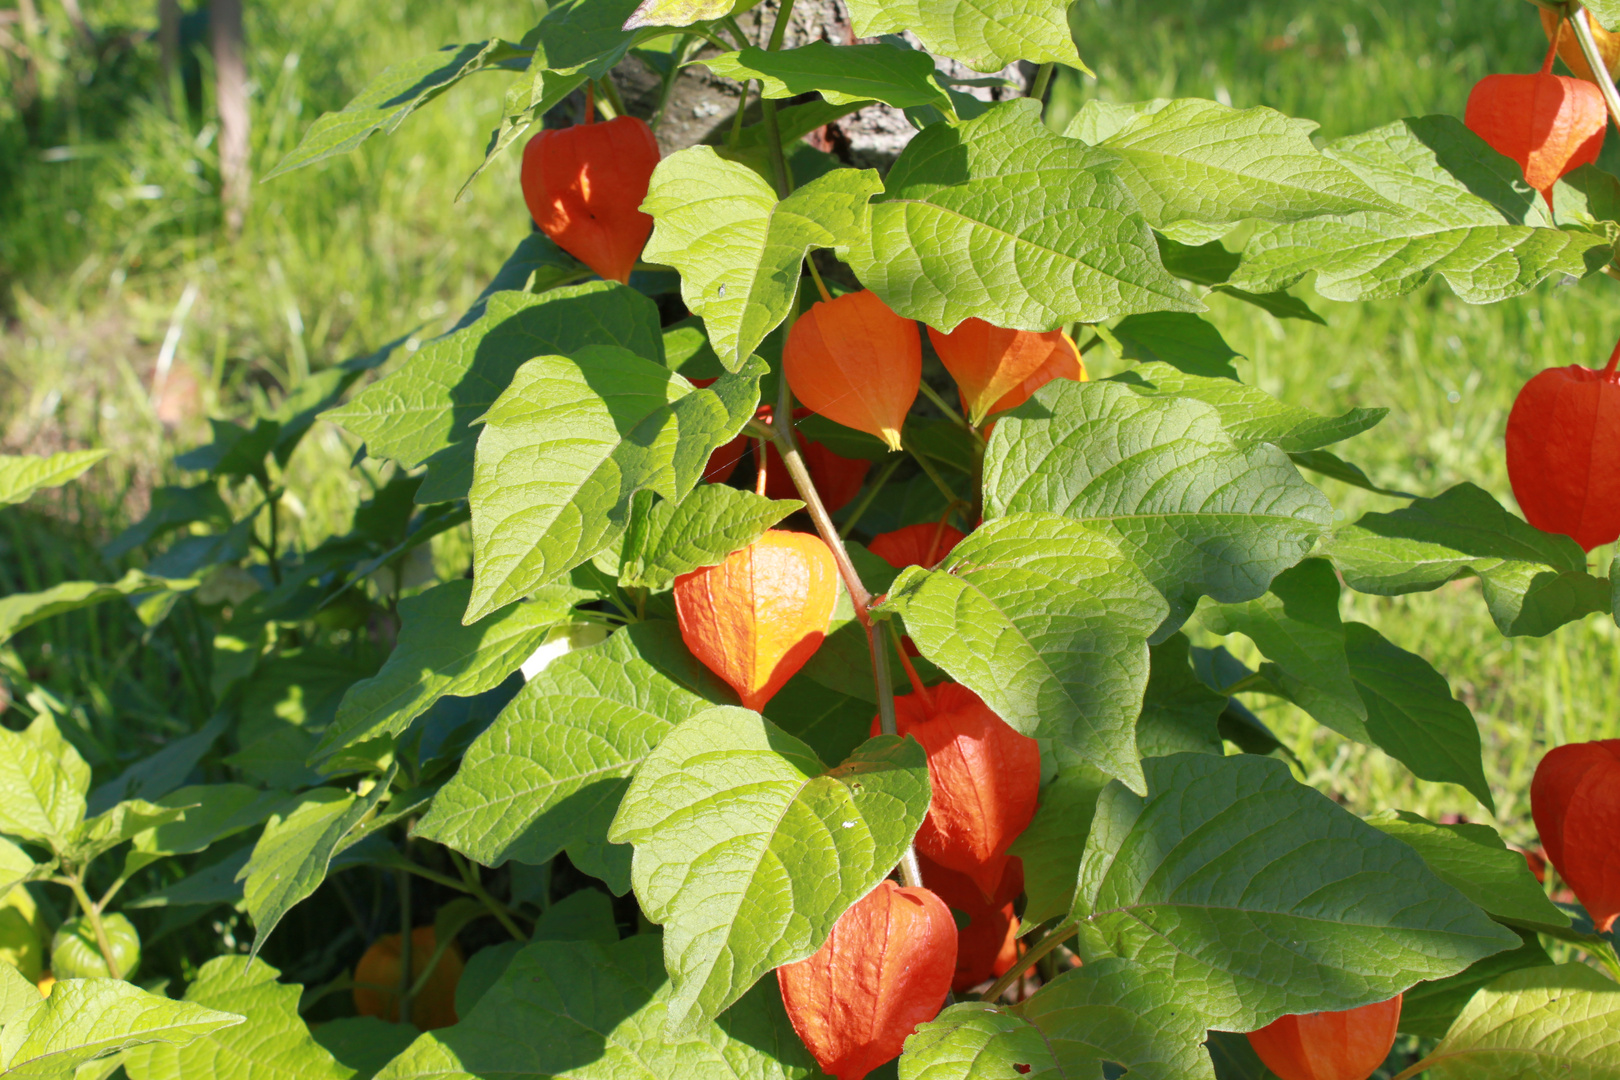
[653, 36, 696, 131]
[761, 100, 793, 197]
[888, 621, 932, 705]
[1027, 61, 1054, 104]
[720, 14, 752, 49]
[1571, 8, 1620, 131]
[914, 378, 975, 434]
[396, 864, 414, 1025]
[805, 254, 832, 303]
[1595, 941, 1620, 984]
[448, 850, 528, 940]
[765, 0, 796, 51]
[729, 78, 752, 146]
[838, 457, 903, 538]
[65, 872, 120, 980]
[902, 434, 960, 505]
[596, 75, 627, 120]
[979, 923, 1077, 1002]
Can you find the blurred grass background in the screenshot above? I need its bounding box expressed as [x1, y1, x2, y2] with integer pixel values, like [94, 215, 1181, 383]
[2, 0, 1617, 843]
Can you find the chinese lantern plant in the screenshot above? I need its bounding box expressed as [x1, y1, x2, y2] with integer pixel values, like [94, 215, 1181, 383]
[8, 0, 1620, 1076]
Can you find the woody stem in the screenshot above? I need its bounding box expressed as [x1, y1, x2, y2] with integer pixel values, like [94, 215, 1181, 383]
[980, 923, 1078, 1003]
[1571, 8, 1620, 132]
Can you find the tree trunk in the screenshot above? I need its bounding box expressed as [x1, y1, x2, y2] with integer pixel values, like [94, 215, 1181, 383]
[210, 0, 249, 235]
[158, 0, 180, 109]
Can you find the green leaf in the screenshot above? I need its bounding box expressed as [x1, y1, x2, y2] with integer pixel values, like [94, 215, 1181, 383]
[125, 785, 295, 878]
[308, 1018, 417, 1080]
[263, 41, 528, 179]
[373, 933, 817, 1080]
[123, 955, 350, 1080]
[0, 980, 240, 1079]
[618, 486, 801, 592]
[1322, 483, 1611, 637]
[609, 709, 931, 1034]
[102, 482, 232, 560]
[901, 959, 1216, 1080]
[873, 513, 1166, 792]
[1288, 449, 1415, 498]
[1072, 753, 1519, 1031]
[1113, 362, 1386, 451]
[1398, 931, 1553, 1041]
[1367, 811, 1569, 930]
[465, 348, 764, 621]
[1067, 98, 1392, 234]
[0, 570, 196, 647]
[625, 0, 755, 29]
[1203, 570, 1496, 810]
[414, 622, 729, 894]
[1587, 1, 1620, 31]
[1107, 312, 1240, 380]
[846, 101, 1199, 334]
[1153, 236, 1323, 324]
[1401, 965, 1620, 1080]
[642, 150, 881, 370]
[703, 43, 953, 111]
[316, 579, 583, 763]
[985, 379, 1333, 633]
[1137, 633, 1225, 759]
[325, 283, 663, 501]
[1346, 621, 1494, 813]
[1010, 754, 1107, 925]
[0, 965, 39, 1028]
[0, 714, 89, 849]
[88, 714, 229, 816]
[0, 451, 107, 507]
[66, 799, 187, 865]
[1229, 116, 1611, 304]
[845, 0, 1085, 72]
[1201, 557, 1366, 740]
[451, 234, 590, 334]
[239, 778, 391, 956]
[0, 838, 38, 899]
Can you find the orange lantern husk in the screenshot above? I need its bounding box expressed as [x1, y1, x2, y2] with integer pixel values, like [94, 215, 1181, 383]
[1246, 996, 1403, 1080]
[776, 880, 956, 1080]
[867, 521, 967, 571]
[674, 530, 837, 712]
[1505, 339, 1620, 551]
[353, 926, 465, 1030]
[917, 853, 1023, 993]
[784, 291, 921, 451]
[871, 682, 1041, 899]
[520, 114, 661, 284]
[1532, 739, 1620, 932]
[1464, 32, 1606, 207]
[927, 318, 1086, 425]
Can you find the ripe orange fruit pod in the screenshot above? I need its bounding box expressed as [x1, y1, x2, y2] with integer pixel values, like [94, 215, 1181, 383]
[1246, 995, 1403, 1080]
[1504, 339, 1620, 551]
[353, 926, 465, 1030]
[520, 114, 661, 284]
[776, 879, 956, 1080]
[918, 853, 1023, 993]
[867, 521, 967, 571]
[784, 291, 921, 451]
[1464, 32, 1606, 208]
[674, 530, 837, 711]
[1541, 8, 1620, 84]
[870, 682, 1041, 899]
[1531, 739, 1620, 931]
[926, 318, 1087, 425]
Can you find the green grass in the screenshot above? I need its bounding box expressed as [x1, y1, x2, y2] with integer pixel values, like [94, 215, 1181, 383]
[4, 0, 1617, 843]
